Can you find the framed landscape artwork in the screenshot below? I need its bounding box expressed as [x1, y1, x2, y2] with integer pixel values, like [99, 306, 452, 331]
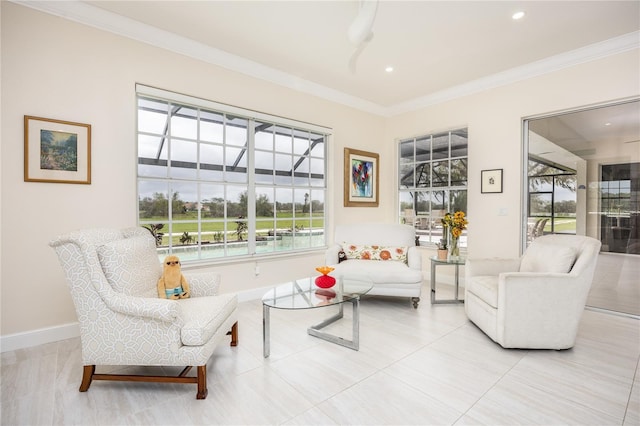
[481, 168, 503, 193]
[344, 147, 379, 207]
[24, 116, 91, 184]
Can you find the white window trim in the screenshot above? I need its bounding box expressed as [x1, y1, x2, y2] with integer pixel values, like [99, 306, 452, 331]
[135, 84, 332, 264]
[136, 84, 331, 134]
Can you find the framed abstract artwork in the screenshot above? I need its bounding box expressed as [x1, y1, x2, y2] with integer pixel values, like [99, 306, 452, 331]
[481, 168, 503, 193]
[344, 147, 379, 207]
[24, 116, 91, 184]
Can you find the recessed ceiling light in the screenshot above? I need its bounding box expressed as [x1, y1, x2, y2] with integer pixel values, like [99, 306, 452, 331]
[385, 66, 394, 73]
[512, 11, 525, 20]
[605, 122, 612, 126]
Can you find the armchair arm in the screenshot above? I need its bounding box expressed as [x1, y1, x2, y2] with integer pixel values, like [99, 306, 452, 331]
[466, 258, 521, 277]
[184, 272, 221, 297]
[497, 272, 586, 348]
[499, 272, 586, 312]
[407, 246, 422, 270]
[325, 244, 341, 265]
[104, 291, 180, 323]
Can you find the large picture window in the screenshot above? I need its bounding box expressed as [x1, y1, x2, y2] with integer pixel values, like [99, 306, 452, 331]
[137, 85, 329, 262]
[398, 128, 468, 247]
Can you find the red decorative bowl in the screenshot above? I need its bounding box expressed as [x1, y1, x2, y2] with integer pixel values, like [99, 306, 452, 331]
[315, 274, 336, 289]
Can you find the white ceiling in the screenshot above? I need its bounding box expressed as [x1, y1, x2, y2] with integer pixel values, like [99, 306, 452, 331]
[21, 0, 640, 116]
[14, 0, 640, 162]
[528, 100, 640, 170]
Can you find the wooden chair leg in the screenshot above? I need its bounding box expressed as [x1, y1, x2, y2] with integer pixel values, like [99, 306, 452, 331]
[228, 321, 238, 346]
[196, 365, 208, 399]
[78, 364, 210, 399]
[79, 365, 95, 392]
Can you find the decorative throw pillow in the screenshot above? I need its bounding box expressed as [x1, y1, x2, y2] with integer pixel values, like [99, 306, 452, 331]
[519, 243, 576, 273]
[97, 235, 162, 297]
[342, 243, 408, 263]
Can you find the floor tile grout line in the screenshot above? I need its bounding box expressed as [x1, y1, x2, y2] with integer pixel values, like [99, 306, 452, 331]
[367, 320, 478, 421]
[501, 350, 632, 424]
[622, 355, 640, 425]
[272, 309, 471, 424]
[452, 348, 531, 425]
[585, 305, 640, 320]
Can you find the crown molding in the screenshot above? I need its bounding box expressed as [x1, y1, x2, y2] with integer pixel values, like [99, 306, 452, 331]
[13, 0, 388, 116]
[386, 31, 640, 116]
[13, 1, 640, 118]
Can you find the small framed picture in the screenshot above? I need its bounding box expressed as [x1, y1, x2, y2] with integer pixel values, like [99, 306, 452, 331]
[481, 169, 503, 193]
[24, 116, 91, 184]
[344, 147, 379, 207]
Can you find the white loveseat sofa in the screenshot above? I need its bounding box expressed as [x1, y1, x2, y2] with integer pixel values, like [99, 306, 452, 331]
[325, 223, 423, 308]
[465, 234, 601, 349]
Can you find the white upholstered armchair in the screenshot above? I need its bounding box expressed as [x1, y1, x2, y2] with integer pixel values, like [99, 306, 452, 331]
[49, 227, 238, 399]
[465, 234, 601, 349]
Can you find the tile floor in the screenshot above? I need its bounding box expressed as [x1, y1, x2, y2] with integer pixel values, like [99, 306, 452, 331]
[2, 286, 639, 426]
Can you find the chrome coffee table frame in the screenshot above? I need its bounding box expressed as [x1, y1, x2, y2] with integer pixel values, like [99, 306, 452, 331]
[262, 276, 372, 358]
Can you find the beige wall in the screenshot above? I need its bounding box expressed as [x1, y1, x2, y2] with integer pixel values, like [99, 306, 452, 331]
[387, 52, 639, 258]
[0, 3, 389, 339]
[1, 2, 638, 344]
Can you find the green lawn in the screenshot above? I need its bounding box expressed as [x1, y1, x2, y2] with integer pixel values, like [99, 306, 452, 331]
[544, 217, 576, 233]
[141, 212, 324, 245]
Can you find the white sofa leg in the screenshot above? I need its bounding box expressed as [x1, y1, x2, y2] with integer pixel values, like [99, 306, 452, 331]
[411, 297, 420, 309]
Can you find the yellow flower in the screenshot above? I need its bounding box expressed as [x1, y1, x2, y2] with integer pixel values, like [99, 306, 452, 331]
[441, 210, 468, 240]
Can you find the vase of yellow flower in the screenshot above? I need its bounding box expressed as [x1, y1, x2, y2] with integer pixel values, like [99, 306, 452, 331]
[449, 234, 460, 259]
[441, 211, 468, 260]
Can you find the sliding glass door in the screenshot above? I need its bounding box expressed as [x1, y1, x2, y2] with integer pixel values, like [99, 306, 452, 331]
[599, 162, 639, 254]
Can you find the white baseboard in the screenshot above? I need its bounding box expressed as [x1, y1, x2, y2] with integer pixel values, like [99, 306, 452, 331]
[1, 322, 80, 353]
[237, 286, 271, 302]
[1, 287, 269, 353]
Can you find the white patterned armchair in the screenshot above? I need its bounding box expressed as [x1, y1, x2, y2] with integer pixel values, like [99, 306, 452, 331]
[49, 227, 238, 399]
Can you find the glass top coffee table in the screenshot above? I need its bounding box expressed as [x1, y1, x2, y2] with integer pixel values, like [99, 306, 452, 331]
[262, 276, 373, 358]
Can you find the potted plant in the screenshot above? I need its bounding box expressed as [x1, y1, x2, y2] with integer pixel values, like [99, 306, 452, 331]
[437, 238, 448, 260]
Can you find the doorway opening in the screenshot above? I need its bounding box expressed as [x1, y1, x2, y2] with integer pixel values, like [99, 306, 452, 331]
[523, 98, 640, 316]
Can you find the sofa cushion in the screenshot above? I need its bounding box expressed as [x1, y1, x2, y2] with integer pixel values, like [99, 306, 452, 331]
[97, 235, 161, 298]
[342, 243, 408, 263]
[179, 293, 237, 346]
[520, 243, 576, 273]
[332, 259, 422, 284]
[466, 275, 499, 308]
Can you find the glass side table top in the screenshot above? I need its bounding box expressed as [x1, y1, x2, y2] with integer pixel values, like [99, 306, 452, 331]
[262, 276, 373, 310]
[429, 255, 466, 265]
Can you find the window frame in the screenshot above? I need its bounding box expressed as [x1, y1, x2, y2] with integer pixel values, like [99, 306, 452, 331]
[136, 85, 331, 264]
[397, 128, 468, 248]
